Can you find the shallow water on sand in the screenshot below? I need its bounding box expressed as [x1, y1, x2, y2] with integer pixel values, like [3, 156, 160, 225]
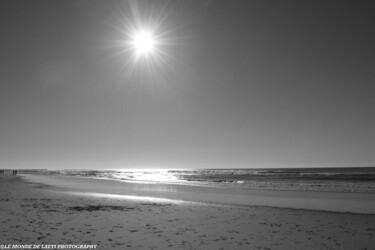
[22, 174, 375, 214]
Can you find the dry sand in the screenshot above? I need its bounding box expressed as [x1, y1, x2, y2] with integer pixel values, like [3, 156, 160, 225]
[1, 175, 375, 250]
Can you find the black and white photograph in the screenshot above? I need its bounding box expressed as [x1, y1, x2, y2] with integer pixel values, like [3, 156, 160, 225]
[1, 0, 375, 249]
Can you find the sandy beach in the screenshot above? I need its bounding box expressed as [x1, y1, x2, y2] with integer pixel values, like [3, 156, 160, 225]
[0, 175, 374, 250]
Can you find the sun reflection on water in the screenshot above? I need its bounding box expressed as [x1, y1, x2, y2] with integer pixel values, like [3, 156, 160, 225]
[109, 168, 185, 184]
[68, 191, 190, 204]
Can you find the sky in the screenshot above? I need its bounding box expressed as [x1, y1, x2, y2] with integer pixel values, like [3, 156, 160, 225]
[1, 0, 374, 169]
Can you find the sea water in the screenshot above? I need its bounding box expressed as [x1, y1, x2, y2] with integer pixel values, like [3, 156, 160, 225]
[19, 167, 375, 194]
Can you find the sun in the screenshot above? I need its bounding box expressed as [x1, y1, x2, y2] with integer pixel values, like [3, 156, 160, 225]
[107, 0, 180, 85]
[131, 30, 156, 55]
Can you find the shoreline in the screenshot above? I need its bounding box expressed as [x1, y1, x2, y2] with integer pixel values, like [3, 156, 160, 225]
[21, 174, 375, 214]
[1, 175, 375, 249]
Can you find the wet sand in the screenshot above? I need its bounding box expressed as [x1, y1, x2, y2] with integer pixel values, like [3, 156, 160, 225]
[1, 175, 375, 249]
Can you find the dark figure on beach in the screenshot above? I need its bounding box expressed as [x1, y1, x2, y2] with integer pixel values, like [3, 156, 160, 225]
[12, 170, 17, 175]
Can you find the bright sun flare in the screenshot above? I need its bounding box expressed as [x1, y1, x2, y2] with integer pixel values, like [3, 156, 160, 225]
[113, 2, 176, 81]
[132, 31, 156, 55]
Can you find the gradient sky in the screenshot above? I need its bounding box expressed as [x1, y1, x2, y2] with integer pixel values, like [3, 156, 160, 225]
[1, 0, 374, 169]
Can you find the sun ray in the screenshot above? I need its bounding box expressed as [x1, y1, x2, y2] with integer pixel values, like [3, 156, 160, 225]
[100, 1, 189, 89]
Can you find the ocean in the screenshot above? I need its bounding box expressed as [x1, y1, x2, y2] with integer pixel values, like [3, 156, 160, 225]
[19, 167, 375, 194]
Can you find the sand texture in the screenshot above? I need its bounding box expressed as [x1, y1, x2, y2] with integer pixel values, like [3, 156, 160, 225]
[1, 175, 375, 250]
